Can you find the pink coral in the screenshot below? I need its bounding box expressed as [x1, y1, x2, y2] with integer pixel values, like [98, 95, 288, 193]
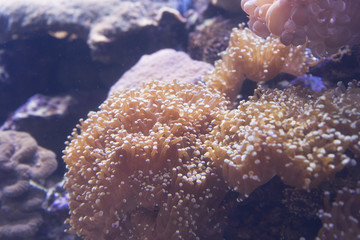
[241, 0, 360, 56]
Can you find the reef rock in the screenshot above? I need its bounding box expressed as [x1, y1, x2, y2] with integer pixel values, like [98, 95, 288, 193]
[0, 0, 186, 62]
[108, 48, 214, 95]
[0, 92, 105, 171]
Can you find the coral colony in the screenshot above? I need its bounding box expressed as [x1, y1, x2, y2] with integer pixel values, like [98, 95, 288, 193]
[0, 131, 58, 238]
[62, 1, 360, 239]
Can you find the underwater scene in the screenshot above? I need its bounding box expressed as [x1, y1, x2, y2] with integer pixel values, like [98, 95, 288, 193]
[0, 0, 359, 239]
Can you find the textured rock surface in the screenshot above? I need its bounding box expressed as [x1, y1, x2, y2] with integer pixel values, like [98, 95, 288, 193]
[0, 0, 188, 127]
[188, 16, 238, 64]
[1, 92, 105, 174]
[0, 0, 185, 61]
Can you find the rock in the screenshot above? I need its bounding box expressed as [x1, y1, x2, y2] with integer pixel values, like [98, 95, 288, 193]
[108, 48, 214, 96]
[1, 92, 106, 173]
[188, 16, 239, 63]
[0, 0, 186, 62]
[0, 1, 189, 123]
[0, 35, 105, 125]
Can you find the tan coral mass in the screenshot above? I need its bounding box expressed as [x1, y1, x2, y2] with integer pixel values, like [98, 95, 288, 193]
[63, 80, 229, 240]
[64, 77, 360, 238]
[206, 81, 360, 196]
[202, 24, 317, 102]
